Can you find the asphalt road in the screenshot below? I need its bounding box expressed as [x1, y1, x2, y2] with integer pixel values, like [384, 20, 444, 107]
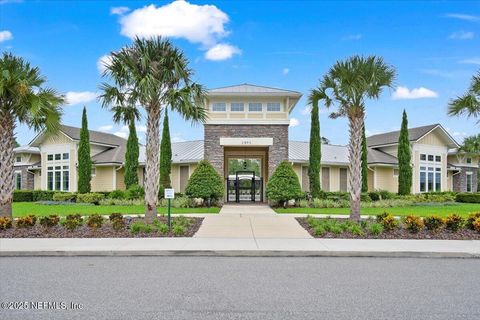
[0, 256, 479, 320]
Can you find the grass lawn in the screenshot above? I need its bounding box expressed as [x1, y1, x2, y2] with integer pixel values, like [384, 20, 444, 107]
[275, 203, 480, 218]
[12, 202, 220, 217]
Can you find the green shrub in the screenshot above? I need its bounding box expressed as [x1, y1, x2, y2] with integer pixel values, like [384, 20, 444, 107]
[109, 213, 123, 222]
[466, 212, 480, 230]
[361, 199, 413, 208]
[368, 223, 384, 235]
[349, 224, 365, 236]
[130, 221, 155, 234]
[445, 214, 465, 232]
[424, 215, 445, 231]
[86, 214, 104, 229]
[473, 218, 480, 232]
[100, 198, 143, 206]
[185, 160, 224, 204]
[0, 217, 13, 230]
[403, 215, 424, 233]
[13, 190, 33, 202]
[298, 199, 310, 208]
[313, 225, 326, 236]
[16, 215, 37, 228]
[376, 212, 398, 231]
[173, 216, 191, 228]
[76, 193, 104, 205]
[39, 215, 60, 228]
[63, 214, 83, 231]
[172, 196, 193, 208]
[109, 213, 125, 231]
[265, 161, 303, 206]
[172, 224, 185, 236]
[369, 190, 395, 201]
[455, 193, 480, 203]
[52, 192, 76, 202]
[108, 189, 126, 199]
[32, 190, 55, 201]
[126, 184, 144, 200]
[322, 191, 350, 201]
[360, 193, 372, 202]
[155, 221, 169, 234]
[312, 198, 349, 208]
[330, 225, 342, 234]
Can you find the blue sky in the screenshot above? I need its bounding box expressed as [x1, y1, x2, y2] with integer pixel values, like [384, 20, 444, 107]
[1, 0, 479, 146]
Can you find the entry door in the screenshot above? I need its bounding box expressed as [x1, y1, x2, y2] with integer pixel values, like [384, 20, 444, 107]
[179, 166, 189, 193]
[339, 168, 348, 192]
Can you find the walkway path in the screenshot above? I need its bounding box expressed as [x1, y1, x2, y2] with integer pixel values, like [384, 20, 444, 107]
[194, 204, 312, 239]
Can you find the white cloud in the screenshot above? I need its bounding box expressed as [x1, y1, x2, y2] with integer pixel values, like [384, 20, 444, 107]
[421, 69, 456, 79]
[445, 13, 480, 22]
[342, 33, 362, 40]
[446, 127, 468, 138]
[282, 68, 290, 75]
[97, 54, 112, 74]
[110, 6, 130, 15]
[392, 86, 438, 100]
[449, 31, 474, 40]
[119, 1, 229, 46]
[205, 43, 240, 61]
[66, 91, 97, 105]
[136, 125, 147, 133]
[0, 30, 13, 42]
[365, 129, 384, 137]
[459, 57, 480, 65]
[289, 118, 300, 127]
[113, 131, 128, 139]
[300, 106, 311, 116]
[98, 125, 113, 132]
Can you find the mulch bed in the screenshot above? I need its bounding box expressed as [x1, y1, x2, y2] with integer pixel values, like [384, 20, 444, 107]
[0, 217, 203, 238]
[296, 218, 480, 240]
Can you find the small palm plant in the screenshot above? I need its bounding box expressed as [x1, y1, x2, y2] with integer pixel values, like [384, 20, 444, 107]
[99, 37, 207, 222]
[310, 56, 396, 220]
[448, 71, 480, 121]
[0, 53, 64, 217]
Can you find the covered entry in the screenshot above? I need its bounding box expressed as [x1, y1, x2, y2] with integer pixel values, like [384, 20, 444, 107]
[227, 171, 263, 202]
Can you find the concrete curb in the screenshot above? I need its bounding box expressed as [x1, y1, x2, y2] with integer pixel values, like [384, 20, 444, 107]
[1, 250, 478, 258]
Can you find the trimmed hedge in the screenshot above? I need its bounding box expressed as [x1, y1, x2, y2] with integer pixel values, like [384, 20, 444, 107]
[13, 190, 33, 202]
[33, 190, 55, 201]
[52, 192, 77, 202]
[76, 193, 104, 205]
[456, 193, 480, 203]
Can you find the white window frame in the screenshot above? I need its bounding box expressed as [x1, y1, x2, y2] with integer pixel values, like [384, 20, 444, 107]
[212, 102, 226, 112]
[14, 171, 22, 190]
[419, 154, 442, 192]
[45, 152, 70, 191]
[248, 102, 262, 112]
[230, 102, 244, 112]
[466, 172, 473, 193]
[16, 156, 22, 163]
[267, 102, 282, 112]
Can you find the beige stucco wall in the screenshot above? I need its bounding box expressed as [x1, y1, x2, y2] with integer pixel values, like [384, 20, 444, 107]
[170, 163, 197, 193]
[374, 166, 397, 192]
[91, 166, 115, 192]
[34, 172, 41, 190]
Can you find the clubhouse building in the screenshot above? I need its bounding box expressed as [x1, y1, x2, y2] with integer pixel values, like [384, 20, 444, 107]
[13, 84, 478, 202]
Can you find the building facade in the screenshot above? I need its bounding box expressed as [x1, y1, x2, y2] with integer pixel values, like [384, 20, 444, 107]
[13, 84, 478, 201]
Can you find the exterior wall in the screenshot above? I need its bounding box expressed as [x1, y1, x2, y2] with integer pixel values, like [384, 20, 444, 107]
[115, 167, 144, 190]
[301, 165, 309, 192]
[91, 166, 115, 192]
[412, 142, 448, 194]
[204, 124, 289, 180]
[417, 130, 447, 147]
[367, 169, 374, 191]
[12, 165, 35, 190]
[377, 145, 398, 158]
[374, 166, 398, 192]
[452, 167, 478, 192]
[171, 164, 196, 193]
[34, 171, 41, 190]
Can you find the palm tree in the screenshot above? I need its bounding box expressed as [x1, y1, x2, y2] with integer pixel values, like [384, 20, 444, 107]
[99, 37, 207, 222]
[0, 53, 64, 217]
[311, 56, 396, 220]
[459, 134, 480, 154]
[448, 72, 480, 121]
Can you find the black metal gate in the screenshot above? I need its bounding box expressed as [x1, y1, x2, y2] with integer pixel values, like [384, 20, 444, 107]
[227, 171, 263, 203]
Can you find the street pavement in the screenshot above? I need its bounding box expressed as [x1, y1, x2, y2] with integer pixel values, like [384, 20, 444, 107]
[0, 256, 479, 320]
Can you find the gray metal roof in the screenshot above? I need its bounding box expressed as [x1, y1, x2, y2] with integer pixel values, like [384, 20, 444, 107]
[367, 123, 441, 147]
[171, 140, 204, 163]
[208, 83, 302, 97]
[288, 141, 349, 164]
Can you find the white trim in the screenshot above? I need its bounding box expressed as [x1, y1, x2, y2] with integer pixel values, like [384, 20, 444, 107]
[207, 119, 290, 125]
[112, 166, 116, 190]
[220, 137, 274, 146]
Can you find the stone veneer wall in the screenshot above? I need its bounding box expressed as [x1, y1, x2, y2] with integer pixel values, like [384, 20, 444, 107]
[13, 165, 35, 190]
[452, 167, 478, 192]
[204, 124, 289, 178]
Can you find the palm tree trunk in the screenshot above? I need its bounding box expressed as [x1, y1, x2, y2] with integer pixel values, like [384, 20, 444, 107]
[144, 104, 161, 223]
[348, 115, 363, 221]
[0, 112, 15, 218]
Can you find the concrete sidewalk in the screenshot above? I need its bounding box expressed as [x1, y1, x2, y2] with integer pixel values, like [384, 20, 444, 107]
[1, 238, 479, 258]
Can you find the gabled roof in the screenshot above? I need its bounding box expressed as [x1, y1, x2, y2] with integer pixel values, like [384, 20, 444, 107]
[367, 149, 398, 165]
[367, 123, 459, 148]
[13, 146, 40, 154]
[208, 83, 302, 97]
[59, 125, 127, 147]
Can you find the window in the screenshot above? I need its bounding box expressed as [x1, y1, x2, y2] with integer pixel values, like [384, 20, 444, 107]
[466, 158, 472, 164]
[435, 168, 441, 191]
[419, 166, 442, 192]
[248, 103, 262, 112]
[420, 154, 426, 161]
[420, 171, 426, 192]
[55, 154, 61, 160]
[47, 154, 53, 161]
[230, 103, 244, 112]
[62, 169, 69, 191]
[16, 156, 22, 163]
[466, 173, 473, 192]
[15, 172, 22, 190]
[427, 167, 434, 192]
[46, 161, 69, 191]
[393, 169, 399, 177]
[427, 155, 434, 162]
[47, 172, 53, 190]
[91, 167, 96, 176]
[267, 102, 281, 112]
[212, 103, 226, 112]
[435, 155, 441, 162]
[62, 153, 69, 160]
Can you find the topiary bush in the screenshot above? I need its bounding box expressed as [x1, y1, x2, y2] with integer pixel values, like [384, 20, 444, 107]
[125, 184, 145, 200]
[445, 214, 465, 232]
[0, 217, 13, 230]
[76, 193, 104, 205]
[13, 190, 33, 202]
[16, 215, 37, 228]
[52, 192, 76, 202]
[456, 193, 480, 203]
[39, 215, 60, 228]
[403, 215, 424, 233]
[266, 161, 303, 207]
[424, 215, 445, 232]
[185, 160, 224, 205]
[32, 190, 55, 201]
[63, 214, 83, 231]
[108, 189, 126, 200]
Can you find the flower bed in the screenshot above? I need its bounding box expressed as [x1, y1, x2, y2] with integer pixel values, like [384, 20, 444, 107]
[0, 214, 203, 238]
[297, 213, 480, 240]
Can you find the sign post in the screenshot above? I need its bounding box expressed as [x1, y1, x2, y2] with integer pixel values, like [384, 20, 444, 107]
[164, 188, 175, 231]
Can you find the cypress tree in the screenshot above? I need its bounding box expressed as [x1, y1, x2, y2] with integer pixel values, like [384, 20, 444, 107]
[308, 100, 322, 198]
[361, 125, 369, 192]
[77, 106, 92, 193]
[124, 119, 139, 189]
[397, 110, 412, 195]
[159, 109, 172, 191]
